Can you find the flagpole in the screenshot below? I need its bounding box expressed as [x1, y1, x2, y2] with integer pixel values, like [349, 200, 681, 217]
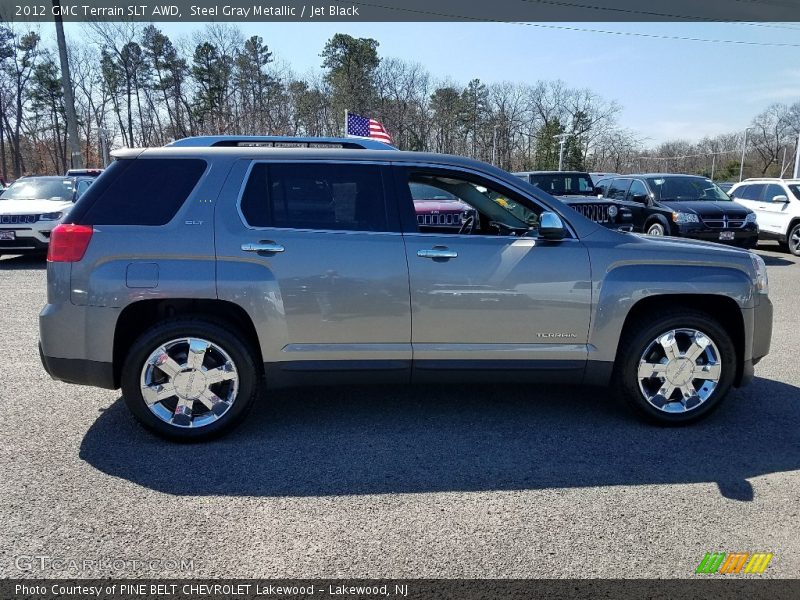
[344, 109, 349, 138]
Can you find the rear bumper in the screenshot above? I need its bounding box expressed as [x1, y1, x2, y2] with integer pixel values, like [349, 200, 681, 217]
[39, 301, 120, 388]
[39, 342, 116, 389]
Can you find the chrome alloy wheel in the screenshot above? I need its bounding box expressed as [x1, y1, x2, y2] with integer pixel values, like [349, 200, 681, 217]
[637, 328, 722, 413]
[140, 337, 239, 428]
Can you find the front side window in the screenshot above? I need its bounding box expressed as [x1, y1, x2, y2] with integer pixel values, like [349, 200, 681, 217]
[607, 178, 631, 200]
[240, 163, 387, 231]
[762, 184, 785, 203]
[404, 171, 544, 236]
[627, 179, 648, 202]
[594, 179, 610, 196]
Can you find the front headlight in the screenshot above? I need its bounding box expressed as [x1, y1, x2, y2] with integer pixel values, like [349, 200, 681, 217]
[750, 253, 769, 295]
[607, 205, 618, 218]
[39, 212, 63, 221]
[745, 212, 757, 224]
[672, 212, 699, 223]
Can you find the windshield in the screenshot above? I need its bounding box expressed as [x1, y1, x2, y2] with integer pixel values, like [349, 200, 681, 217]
[645, 176, 730, 201]
[528, 173, 595, 196]
[789, 184, 800, 201]
[0, 177, 76, 202]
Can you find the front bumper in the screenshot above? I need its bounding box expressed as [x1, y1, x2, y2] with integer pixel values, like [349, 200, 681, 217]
[675, 223, 759, 248]
[0, 225, 53, 252]
[739, 295, 773, 387]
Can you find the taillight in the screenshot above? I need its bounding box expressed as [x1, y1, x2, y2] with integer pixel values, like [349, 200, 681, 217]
[47, 224, 93, 262]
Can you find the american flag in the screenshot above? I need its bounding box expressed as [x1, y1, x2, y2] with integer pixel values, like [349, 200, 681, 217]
[346, 112, 392, 143]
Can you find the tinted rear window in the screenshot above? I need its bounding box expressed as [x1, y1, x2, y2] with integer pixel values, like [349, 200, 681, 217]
[240, 162, 387, 231]
[76, 158, 206, 226]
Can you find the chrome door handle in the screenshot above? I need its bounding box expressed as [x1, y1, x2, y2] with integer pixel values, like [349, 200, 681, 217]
[417, 247, 457, 259]
[241, 242, 285, 253]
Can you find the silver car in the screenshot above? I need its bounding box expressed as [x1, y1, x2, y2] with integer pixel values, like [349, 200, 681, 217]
[38, 137, 773, 440]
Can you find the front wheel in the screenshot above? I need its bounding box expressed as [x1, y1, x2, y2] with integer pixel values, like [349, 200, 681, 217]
[646, 222, 666, 236]
[121, 319, 260, 440]
[787, 222, 800, 257]
[614, 311, 736, 424]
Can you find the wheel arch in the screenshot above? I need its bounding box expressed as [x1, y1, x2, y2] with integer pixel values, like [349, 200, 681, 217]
[615, 294, 745, 386]
[113, 298, 263, 388]
[644, 213, 670, 234]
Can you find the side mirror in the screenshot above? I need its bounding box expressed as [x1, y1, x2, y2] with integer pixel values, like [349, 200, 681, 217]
[539, 211, 566, 241]
[631, 193, 649, 203]
[773, 194, 789, 203]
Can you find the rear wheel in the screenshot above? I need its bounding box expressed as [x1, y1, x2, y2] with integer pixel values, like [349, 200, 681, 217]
[121, 319, 260, 440]
[614, 310, 736, 424]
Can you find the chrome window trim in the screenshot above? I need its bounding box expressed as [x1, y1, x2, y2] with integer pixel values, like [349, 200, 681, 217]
[234, 158, 579, 239]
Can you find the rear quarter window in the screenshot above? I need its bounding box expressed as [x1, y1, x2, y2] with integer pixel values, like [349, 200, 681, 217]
[74, 158, 207, 226]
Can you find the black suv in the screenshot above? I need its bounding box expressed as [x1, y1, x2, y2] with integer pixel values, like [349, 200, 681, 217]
[513, 171, 633, 231]
[594, 174, 759, 248]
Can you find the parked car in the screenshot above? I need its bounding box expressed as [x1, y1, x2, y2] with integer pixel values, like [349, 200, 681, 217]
[65, 168, 104, 178]
[716, 182, 736, 194]
[513, 171, 633, 231]
[410, 181, 474, 230]
[0, 175, 95, 255]
[39, 137, 772, 440]
[729, 178, 800, 256]
[593, 174, 759, 248]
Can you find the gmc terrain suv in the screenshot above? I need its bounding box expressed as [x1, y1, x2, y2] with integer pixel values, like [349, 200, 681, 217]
[38, 138, 773, 440]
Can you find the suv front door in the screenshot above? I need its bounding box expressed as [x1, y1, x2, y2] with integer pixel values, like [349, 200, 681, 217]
[393, 166, 592, 382]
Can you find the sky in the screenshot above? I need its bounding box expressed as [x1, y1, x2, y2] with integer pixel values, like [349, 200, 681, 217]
[52, 20, 800, 145]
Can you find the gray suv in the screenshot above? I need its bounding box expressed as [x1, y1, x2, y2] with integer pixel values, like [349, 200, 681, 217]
[38, 137, 773, 440]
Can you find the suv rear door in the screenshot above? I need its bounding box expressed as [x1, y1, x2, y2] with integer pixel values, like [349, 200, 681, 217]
[754, 183, 792, 236]
[215, 159, 412, 381]
[392, 165, 592, 382]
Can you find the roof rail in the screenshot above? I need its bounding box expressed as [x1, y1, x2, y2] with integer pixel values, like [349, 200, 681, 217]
[166, 136, 396, 150]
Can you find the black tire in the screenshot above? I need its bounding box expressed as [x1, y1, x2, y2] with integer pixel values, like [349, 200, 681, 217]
[613, 310, 736, 425]
[121, 318, 260, 441]
[787, 222, 800, 257]
[646, 221, 666, 236]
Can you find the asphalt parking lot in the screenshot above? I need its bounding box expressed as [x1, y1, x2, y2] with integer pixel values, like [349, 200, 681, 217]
[1, 243, 799, 579]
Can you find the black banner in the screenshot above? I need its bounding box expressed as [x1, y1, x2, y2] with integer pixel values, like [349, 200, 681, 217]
[3, 580, 800, 600]
[1, 0, 800, 23]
